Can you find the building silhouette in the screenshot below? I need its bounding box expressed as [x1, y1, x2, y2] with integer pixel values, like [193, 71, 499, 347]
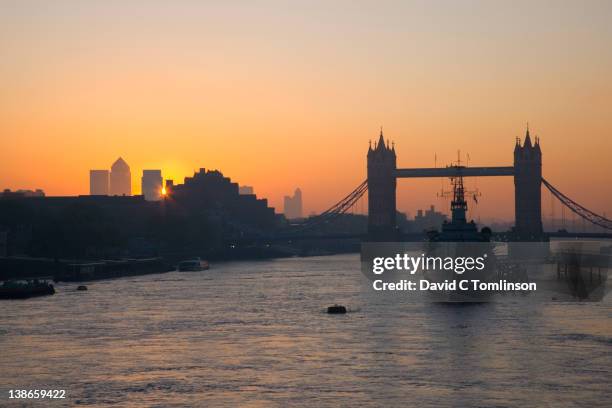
[283, 188, 303, 219]
[89, 170, 109, 195]
[110, 157, 131, 196]
[167, 168, 278, 231]
[0, 189, 45, 198]
[411, 205, 448, 232]
[514, 126, 543, 238]
[367, 130, 397, 240]
[141, 170, 163, 201]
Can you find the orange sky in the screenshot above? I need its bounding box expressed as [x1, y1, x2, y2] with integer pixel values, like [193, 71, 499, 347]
[1, 1, 611, 220]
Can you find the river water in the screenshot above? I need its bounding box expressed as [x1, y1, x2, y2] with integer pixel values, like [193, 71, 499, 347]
[1, 254, 610, 407]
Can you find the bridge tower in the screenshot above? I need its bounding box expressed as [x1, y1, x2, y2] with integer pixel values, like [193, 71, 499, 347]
[514, 126, 543, 239]
[367, 130, 397, 240]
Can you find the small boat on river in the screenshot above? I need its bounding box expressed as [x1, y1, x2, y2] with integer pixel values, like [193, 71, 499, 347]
[177, 258, 210, 272]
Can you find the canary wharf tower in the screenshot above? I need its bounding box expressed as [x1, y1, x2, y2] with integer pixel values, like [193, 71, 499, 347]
[110, 157, 131, 196]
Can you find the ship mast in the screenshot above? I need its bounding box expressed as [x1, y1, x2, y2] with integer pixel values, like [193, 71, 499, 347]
[437, 151, 480, 225]
[450, 175, 467, 224]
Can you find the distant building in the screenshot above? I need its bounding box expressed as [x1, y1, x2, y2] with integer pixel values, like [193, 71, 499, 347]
[411, 205, 448, 232]
[283, 188, 303, 219]
[90, 170, 109, 195]
[110, 157, 131, 196]
[0, 189, 45, 198]
[239, 185, 254, 195]
[141, 170, 163, 201]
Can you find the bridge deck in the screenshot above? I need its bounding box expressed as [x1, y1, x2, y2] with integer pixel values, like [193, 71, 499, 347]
[395, 166, 514, 178]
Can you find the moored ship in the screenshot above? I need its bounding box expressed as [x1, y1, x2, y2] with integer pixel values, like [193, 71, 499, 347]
[0, 279, 55, 299]
[424, 169, 497, 302]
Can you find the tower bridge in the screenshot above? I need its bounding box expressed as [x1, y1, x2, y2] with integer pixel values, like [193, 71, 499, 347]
[367, 128, 543, 241]
[283, 127, 612, 242]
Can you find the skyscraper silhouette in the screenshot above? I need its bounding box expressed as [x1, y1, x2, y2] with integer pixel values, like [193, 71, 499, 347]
[89, 170, 109, 195]
[283, 188, 303, 219]
[110, 157, 131, 196]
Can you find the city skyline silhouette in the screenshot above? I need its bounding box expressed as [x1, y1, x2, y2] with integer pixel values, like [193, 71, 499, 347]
[1, 1, 611, 219]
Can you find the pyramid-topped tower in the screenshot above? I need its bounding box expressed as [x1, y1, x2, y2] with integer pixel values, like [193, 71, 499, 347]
[110, 157, 131, 196]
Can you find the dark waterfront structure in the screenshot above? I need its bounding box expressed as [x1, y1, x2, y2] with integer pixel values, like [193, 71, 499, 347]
[366, 127, 545, 241]
[0, 169, 279, 264]
[0, 194, 157, 261]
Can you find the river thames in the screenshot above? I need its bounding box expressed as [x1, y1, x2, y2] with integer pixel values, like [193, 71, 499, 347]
[1, 254, 610, 407]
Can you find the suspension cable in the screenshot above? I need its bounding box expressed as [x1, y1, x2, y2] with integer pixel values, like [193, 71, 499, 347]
[294, 180, 368, 231]
[542, 178, 612, 230]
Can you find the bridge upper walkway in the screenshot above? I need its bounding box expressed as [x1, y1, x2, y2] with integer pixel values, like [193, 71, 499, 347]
[396, 166, 514, 178]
